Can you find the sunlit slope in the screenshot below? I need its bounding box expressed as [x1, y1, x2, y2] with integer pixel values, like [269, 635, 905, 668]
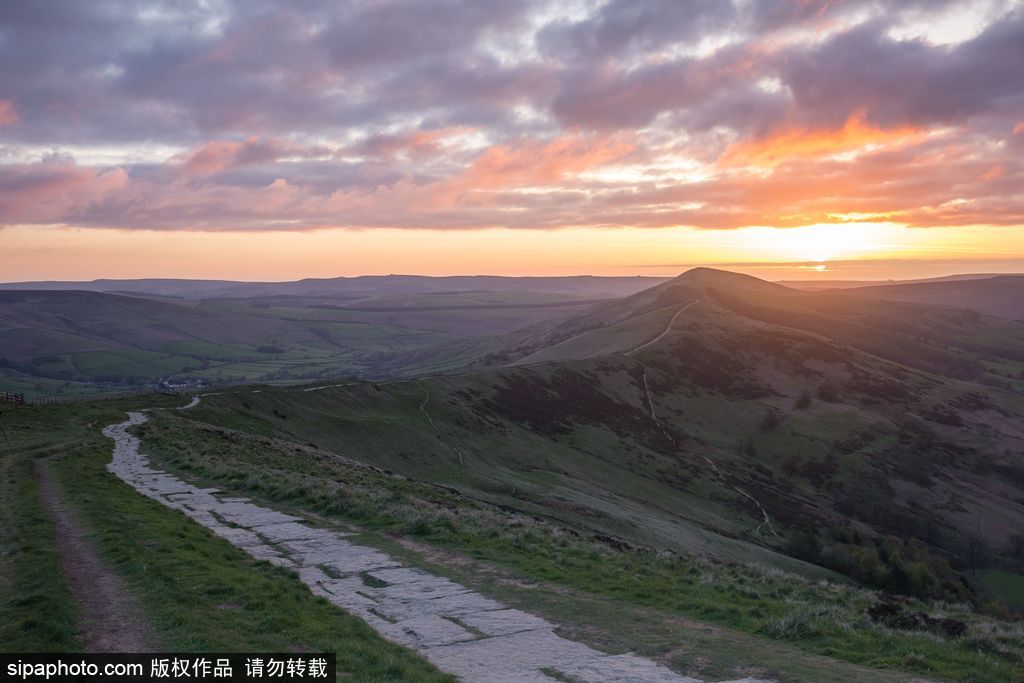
[390, 267, 791, 371]
[842, 275, 1024, 320]
[497, 266, 1024, 390]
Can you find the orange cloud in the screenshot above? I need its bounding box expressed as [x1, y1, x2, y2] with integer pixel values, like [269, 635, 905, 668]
[720, 109, 926, 167]
[0, 100, 18, 126]
[459, 134, 634, 190]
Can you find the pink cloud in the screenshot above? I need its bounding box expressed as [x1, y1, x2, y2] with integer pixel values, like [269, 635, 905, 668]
[179, 136, 330, 176]
[353, 127, 471, 159]
[0, 100, 18, 126]
[0, 162, 127, 223]
[457, 134, 635, 191]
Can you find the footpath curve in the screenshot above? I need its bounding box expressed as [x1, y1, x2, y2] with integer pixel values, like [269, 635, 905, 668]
[104, 411, 765, 683]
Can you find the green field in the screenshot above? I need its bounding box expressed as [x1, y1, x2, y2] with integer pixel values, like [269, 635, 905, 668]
[0, 368, 140, 400]
[983, 570, 1024, 610]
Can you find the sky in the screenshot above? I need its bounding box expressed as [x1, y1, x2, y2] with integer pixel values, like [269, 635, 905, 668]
[1, 0, 1024, 282]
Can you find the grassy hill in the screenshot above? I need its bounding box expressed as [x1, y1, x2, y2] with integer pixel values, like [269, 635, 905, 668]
[171, 269, 1024, 615]
[0, 289, 600, 396]
[842, 275, 1024, 320]
[0, 290, 458, 392]
[457, 268, 1024, 391]
[8, 270, 1024, 399]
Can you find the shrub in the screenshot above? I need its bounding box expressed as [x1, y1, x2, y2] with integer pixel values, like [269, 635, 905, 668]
[817, 382, 840, 402]
[257, 345, 285, 354]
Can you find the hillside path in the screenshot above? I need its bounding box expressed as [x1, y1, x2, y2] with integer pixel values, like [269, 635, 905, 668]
[35, 459, 155, 652]
[104, 412, 764, 683]
[625, 299, 699, 356]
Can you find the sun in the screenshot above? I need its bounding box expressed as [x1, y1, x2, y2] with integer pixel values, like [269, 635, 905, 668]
[730, 222, 900, 265]
[768, 225, 847, 262]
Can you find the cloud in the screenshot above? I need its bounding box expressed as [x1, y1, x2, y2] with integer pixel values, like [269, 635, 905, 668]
[178, 137, 331, 176]
[0, 0, 1021, 235]
[777, 11, 1024, 131]
[720, 108, 927, 166]
[0, 161, 128, 223]
[0, 100, 18, 126]
[456, 134, 635, 191]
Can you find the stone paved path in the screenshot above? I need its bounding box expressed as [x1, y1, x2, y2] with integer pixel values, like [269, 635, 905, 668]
[104, 411, 766, 683]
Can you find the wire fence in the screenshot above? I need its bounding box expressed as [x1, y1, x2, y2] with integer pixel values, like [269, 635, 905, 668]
[12, 387, 199, 406]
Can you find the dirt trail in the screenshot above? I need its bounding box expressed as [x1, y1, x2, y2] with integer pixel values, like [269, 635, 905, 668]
[302, 382, 358, 393]
[625, 299, 699, 356]
[35, 460, 155, 652]
[698, 456, 780, 539]
[420, 389, 466, 466]
[630, 324, 780, 539]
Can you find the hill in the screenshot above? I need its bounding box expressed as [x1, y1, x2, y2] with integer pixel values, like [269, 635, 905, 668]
[842, 275, 1024, 320]
[402, 268, 1024, 395]
[0, 288, 612, 395]
[174, 268, 1024, 616]
[11, 268, 1024, 680]
[779, 273, 1014, 290]
[8, 269, 1024, 398]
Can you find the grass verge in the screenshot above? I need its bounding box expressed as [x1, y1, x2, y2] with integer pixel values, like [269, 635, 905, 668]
[0, 425, 78, 650]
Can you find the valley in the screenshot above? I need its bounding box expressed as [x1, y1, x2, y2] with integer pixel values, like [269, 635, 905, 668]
[0, 277, 662, 399]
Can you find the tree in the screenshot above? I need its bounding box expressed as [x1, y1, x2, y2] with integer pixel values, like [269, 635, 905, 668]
[795, 390, 812, 409]
[965, 535, 987, 574]
[761, 408, 780, 432]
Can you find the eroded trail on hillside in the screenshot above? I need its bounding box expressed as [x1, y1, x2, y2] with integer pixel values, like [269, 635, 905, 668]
[420, 389, 466, 466]
[625, 298, 699, 357]
[35, 460, 155, 652]
[637, 375, 780, 539]
[630, 309, 780, 540]
[104, 412, 758, 683]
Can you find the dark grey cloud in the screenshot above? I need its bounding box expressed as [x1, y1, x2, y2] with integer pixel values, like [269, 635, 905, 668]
[537, 0, 736, 61]
[779, 10, 1024, 131]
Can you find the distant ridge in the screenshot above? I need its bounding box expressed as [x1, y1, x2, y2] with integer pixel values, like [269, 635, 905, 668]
[779, 272, 1022, 290]
[841, 275, 1024, 319]
[0, 275, 668, 300]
